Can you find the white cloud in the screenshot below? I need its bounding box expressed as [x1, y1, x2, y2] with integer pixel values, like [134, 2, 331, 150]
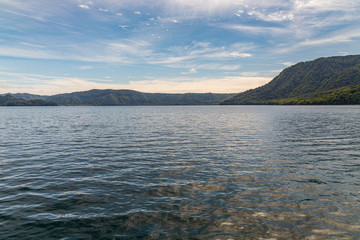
[247, 10, 294, 22]
[218, 65, 242, 71]
[181, 68, 197, 74]
[281, 62, 295, 67]
[293, 0, 360, 13]
[78, 4, 90, 9]
[204, 51, 252, 59]
[94, 0, 243, 17]
[224, 0, 360, 42]
[118, 25, 128, 30]
[235, 9, 244, 17]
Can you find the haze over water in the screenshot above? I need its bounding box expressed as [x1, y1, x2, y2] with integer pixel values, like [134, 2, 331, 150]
[0, 106, 359, 239]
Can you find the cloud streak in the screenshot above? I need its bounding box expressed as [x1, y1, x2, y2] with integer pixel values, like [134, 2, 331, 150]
[0, 38, 253, 72]
[275, 28, 360, 53]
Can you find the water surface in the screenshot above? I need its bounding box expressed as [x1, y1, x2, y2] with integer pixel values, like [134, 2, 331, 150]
[0, 106, 359, 239]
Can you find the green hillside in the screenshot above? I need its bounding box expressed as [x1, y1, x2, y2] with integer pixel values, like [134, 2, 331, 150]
[0, 95, 57, 106]
[266, 83, 360, 105]
[222, 55, 360, 105]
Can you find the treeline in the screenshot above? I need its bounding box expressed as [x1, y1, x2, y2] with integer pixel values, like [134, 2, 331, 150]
[245, 84, 360, 105]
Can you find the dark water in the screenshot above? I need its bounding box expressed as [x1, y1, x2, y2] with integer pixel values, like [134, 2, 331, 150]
[0, 106, 359, 239]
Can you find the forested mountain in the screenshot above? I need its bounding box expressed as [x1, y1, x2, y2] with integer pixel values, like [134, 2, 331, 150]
[0, 95, 57, 106]
[9, 90, 234, 106]
[47, 90, 234, 105]
[10, 93, 48, 100]
[222, 55, 360, 105]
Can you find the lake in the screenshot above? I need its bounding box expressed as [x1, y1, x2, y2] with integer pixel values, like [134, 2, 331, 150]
[0, 106, 359, 239]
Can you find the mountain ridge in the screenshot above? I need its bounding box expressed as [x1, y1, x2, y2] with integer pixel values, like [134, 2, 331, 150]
[7, 89, 235, 106]
[222, 55, 360, 105]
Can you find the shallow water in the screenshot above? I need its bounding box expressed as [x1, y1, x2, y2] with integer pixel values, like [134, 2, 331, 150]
[0, 106, 359, 239]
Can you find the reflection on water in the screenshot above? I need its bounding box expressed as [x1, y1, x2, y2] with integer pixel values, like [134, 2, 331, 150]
[0, 106, 359, 239]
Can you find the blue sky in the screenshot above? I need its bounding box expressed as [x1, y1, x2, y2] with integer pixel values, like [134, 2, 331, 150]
[0, 0, 359, 95]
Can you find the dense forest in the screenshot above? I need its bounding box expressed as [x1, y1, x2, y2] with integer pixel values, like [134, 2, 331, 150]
[0, 95, 57, 106]
[229, 83, 360, 105]
[9, 90, 234, 106]
[222, 55, 360, 105]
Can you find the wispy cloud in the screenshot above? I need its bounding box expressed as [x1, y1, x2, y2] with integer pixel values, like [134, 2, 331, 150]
[150, 42, 253, 67]
[104, 39, 153, 61]
[0, 46, 61, 60]
[0, 38, 251, 70]
[275, 29, 360, 53]
[0, 9, 74, 28]
[219, 24, 288, 35]
[0, 38, 154, 64]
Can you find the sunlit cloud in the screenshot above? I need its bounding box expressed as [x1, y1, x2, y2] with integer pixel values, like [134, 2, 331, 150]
[0, 71, 272, 95]
[78, 5, 90, 10]
[128, 76, 271, 93]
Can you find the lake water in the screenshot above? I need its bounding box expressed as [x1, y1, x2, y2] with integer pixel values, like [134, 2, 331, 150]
[0, 106, 359, 239]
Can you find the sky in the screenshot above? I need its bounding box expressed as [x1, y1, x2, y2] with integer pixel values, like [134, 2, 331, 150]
[0, 0, 359, 95]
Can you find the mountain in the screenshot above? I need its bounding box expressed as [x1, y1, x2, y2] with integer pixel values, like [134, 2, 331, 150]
[10, 93, 48, 100]
[10, 89, 234, 106]
[222, 55, 360, 105]
[0, 95, 57, 106]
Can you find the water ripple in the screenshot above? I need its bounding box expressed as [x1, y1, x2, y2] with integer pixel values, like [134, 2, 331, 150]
[0, 106, 359, 239]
